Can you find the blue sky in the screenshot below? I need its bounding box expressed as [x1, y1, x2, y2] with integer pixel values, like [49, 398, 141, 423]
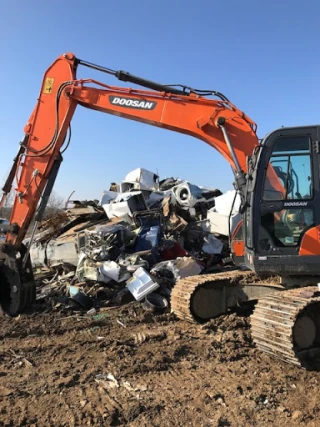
[1, 0, 320, 201]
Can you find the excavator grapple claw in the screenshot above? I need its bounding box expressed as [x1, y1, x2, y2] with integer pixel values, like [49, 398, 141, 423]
[0, 244, 36, 316]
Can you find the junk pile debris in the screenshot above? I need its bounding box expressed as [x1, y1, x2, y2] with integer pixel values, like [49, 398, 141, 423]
[25, 168, 241, 314]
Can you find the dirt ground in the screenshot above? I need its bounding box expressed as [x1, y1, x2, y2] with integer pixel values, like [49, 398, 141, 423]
[1, 300, 320, 427]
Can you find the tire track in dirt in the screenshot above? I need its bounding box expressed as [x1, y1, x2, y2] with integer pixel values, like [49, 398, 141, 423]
[1, 306, 320, 426]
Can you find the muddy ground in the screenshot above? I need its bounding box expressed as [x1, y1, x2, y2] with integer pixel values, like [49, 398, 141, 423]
[1, 300, 320, 427]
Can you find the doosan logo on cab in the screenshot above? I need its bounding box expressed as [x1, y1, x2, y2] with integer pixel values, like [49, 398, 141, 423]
[109, 96, 156, 110]
[283, 202, 308, 207]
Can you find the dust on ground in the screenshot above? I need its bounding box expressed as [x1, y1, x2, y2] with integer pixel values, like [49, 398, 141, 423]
[1, 302, 319, 427]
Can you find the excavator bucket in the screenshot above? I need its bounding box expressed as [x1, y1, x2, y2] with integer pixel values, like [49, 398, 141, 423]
[0, 244, 36, 316]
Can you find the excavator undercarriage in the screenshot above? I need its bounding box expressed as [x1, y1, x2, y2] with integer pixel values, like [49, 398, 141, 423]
[171, 270, 320, 369]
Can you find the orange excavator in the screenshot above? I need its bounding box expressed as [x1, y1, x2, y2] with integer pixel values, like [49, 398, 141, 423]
[1, 53, 320, 368]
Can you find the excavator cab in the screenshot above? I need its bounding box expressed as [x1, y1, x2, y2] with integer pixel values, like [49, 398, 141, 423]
[244, 125, 320, 276]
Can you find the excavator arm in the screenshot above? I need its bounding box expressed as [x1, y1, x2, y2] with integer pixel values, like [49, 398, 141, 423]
[0, 52, 259, 315]
[2, 53, 259, 247]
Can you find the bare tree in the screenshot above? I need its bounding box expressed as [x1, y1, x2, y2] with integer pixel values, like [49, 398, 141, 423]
[43, 191, 65, 219]
[0, 186, 65, 221]
[0, 189, 14, 219]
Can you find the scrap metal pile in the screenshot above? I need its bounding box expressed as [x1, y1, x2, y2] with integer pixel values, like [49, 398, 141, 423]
[27, 168, 242, 313]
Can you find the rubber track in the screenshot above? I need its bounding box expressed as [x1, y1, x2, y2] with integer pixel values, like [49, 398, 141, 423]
[171, 270, 252, 323]
[251, 287, 320, 367]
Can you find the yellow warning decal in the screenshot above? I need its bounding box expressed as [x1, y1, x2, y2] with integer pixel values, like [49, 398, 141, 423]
[43, 77, 54, 94]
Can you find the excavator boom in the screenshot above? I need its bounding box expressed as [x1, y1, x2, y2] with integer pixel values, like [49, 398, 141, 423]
[2, 53, 258, 249]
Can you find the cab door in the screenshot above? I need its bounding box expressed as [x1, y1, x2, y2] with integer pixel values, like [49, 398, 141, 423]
[246, 126, 320, 274]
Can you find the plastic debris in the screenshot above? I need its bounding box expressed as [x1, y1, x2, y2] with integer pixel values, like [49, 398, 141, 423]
[100, 190, 118, 206]
[123, 168, 159, 191]
[126, 267, 159, 301]
[99, 260, 131, 283]
[207, 190, 241, 236]
[102, 192, 147, 219]
[202, 234, 224, 254]
[68, 285, 92, 309]
[95, 373, 119, 389]
[174, 257, 203, 278]
[151, 257, 202, 281]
